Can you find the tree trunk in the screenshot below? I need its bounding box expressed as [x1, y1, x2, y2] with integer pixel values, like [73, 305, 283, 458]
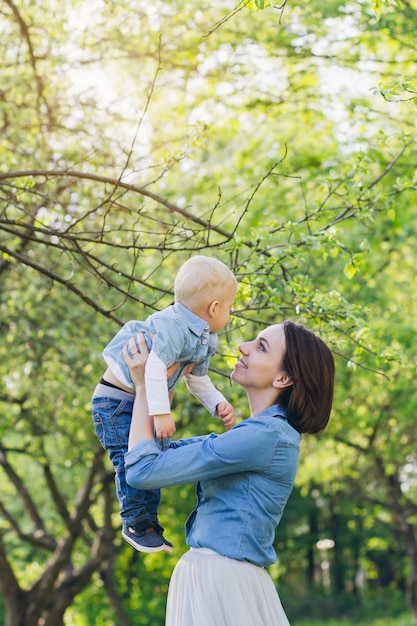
[0, 449, 120, 625]
[375, 456, 417, 617]
[329, 497, 345, 595]
[307, 498, 319, 585]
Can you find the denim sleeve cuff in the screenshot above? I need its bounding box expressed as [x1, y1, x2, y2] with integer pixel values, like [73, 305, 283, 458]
[125, 440, 160, 467]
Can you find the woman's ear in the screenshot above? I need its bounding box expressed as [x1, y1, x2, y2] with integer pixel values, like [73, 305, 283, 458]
[272, 373, 293, 389]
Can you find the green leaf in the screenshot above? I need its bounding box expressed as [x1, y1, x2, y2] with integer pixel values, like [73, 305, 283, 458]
[343, 262, 357, 279]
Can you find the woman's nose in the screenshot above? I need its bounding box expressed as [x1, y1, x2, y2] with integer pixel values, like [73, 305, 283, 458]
[238, 342, 248, 354]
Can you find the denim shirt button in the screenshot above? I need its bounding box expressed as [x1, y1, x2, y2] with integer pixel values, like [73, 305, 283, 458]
[202, 339, 207, 345]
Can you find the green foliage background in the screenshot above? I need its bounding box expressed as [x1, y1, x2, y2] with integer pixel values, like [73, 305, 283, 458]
[0, 0, 416, 624]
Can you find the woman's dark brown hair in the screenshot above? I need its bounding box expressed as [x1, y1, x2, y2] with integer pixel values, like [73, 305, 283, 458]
[279, 321, 334, 434]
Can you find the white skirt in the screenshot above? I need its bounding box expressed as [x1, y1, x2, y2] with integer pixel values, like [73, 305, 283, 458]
[166, 548, 290, 626]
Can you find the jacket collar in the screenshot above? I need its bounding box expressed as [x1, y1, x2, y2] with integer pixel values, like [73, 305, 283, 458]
[173, 302, 210, 336]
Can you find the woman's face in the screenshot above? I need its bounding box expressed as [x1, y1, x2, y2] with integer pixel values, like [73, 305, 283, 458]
[231, 324, 288, 392]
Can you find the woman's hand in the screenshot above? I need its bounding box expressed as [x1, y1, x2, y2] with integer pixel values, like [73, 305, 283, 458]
[122, 333, 149, 388]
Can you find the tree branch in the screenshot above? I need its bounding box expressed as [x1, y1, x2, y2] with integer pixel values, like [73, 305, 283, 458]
[0, 169, 233, 239]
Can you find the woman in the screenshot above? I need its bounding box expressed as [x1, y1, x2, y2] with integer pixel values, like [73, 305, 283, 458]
[124, 322, 335, 625]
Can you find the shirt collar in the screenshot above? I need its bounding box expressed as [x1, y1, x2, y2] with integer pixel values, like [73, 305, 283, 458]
[173, 301, 210, 335]
[260, 404, 288, 419]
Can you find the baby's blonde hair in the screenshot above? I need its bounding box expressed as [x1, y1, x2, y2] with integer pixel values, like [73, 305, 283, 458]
[174, 255, 237, 308]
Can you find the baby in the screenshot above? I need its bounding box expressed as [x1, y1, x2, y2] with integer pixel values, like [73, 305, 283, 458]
[92, 255, 238, 553]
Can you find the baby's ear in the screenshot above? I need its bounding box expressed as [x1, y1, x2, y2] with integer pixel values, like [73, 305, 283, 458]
[208, 300, 219, 317]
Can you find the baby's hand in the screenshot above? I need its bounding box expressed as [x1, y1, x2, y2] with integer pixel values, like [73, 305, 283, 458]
[216, 402, 235, 430]
[153, 414, 176, 439]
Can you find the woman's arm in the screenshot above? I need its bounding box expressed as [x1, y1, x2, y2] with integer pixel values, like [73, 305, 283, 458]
[125, 417, 280, 490]
[123, 334, 155, 449]
[123, 334, 288, 491]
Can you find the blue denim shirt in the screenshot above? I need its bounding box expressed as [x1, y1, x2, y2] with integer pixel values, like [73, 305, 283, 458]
[102, 302, 218, 390]
[125, 404, 301, 567]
